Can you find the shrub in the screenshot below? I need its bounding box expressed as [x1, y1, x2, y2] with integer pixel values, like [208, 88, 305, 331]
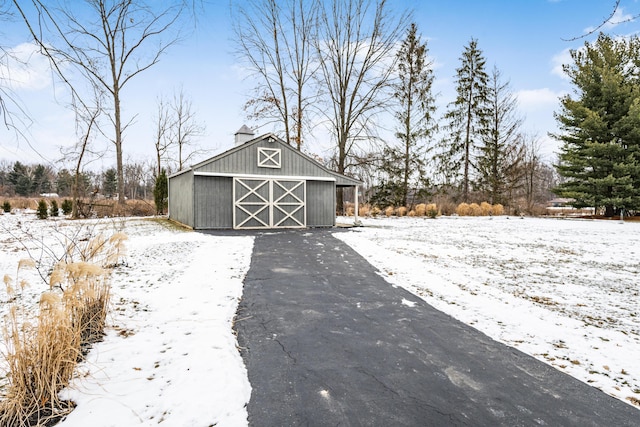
[371, 206, 381, 217]
[2, 201, 11, 213]
[61, 199, 73, 215]
[408, 210, 416, 217]
[0, 231, 124, 425]
[345, 206, 355, 216]
[480, 202, 493, 216]
[49, 200, 59, 217]
[492, 203, 505, 216]
[414, 203, 426, 216]
[358, 204, 370, 217]
[426, 203, 438, 218]
[456, 203, 471, 216]
[469, 203, 482, 216]
[36, 200, 48, 220]
[384, 206, 395, 217]
[396, 206, 408, 217]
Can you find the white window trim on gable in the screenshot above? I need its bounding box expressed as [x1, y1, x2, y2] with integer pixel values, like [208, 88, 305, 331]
[258, 147, 281, 169]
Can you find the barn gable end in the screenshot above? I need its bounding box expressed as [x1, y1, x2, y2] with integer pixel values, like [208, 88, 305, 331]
[168, 133, 360, 230]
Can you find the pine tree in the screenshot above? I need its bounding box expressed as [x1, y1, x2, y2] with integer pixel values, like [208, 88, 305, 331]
[102, 168, 118, 199]
[380, 22, 437, 207]
[36, 199, 49, 220]
[475, 67, 523, 205]
[154, 169, 168, 215]
[554, 33, 640, 216]
[438, 38, 490, 202]
[8, 162, 32, 197]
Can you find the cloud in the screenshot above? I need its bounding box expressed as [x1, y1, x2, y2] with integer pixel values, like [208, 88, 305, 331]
[551, 48, 572, 79]
[0, 42, 52, 91]
[516, 88, 564, 111]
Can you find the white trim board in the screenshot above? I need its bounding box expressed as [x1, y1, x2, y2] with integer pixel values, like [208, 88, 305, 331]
[195, 171, 336, 182]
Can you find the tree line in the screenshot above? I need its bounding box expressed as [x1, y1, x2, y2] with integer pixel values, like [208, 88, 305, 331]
[0, 160, 157, 201]
[234, 0, 556, 214]
[2, 0, 633, 217]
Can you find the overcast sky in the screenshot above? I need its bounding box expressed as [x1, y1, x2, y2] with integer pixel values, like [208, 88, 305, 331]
[0, 0, 637, 171]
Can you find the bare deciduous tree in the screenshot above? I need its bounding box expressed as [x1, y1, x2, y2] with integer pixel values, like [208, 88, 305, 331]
[153, 96, 171, 177]
[233, 0, 318, 149]
[168, 88, 206, 170]
[12, 0, 193, 205]
[316, 0, 408, 213]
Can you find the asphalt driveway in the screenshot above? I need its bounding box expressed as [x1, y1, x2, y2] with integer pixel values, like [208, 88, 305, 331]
[233, 228, 639, 426]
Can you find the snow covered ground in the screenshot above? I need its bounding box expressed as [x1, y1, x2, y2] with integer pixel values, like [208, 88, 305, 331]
[335, 215, 640, 409]
[0, 213, 254, 426]
[0, 212, 638, 427]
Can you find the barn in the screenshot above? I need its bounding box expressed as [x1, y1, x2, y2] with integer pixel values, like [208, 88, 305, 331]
[168, 127, 362, 230]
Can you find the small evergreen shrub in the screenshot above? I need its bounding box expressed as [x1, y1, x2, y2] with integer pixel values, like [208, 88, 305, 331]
[2, 201, 11, 213]
[426, 203, 438, 218]
[49, 200, 59, 217]
[36, 200, 48, 220]
[61, 199, 73, 215]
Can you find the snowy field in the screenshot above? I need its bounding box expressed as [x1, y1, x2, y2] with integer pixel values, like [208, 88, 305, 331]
[0, 212, 638, 426]
[0, 212, 254, 426]
[336, 215, 640, 409]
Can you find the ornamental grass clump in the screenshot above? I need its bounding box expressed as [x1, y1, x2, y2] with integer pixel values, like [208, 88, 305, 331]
[0, 231, 125, 426]
[426, 203, 438, 218]
[415, 203, 427, 216]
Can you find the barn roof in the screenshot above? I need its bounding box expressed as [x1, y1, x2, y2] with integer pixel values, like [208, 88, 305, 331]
[170, 133, 362, 187]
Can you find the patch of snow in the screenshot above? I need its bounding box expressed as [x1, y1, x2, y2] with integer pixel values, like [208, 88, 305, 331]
[0, 214, 254, 426]
[335, 215, 640, 408]
[401, 298, 417, 308]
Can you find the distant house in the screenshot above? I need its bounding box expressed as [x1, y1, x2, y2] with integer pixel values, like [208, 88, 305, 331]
[168, 127, 362, 230]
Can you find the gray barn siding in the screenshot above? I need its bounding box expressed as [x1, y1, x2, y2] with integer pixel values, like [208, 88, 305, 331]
[194, 176, 233, 229]
[307, 180, 335, 227]
[195, 139, 339, 181]
[168, 171, 194, 228]
[169, 134, 361, 230]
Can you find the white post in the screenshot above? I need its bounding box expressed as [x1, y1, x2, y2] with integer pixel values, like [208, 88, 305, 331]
[354, 185, 360, 226]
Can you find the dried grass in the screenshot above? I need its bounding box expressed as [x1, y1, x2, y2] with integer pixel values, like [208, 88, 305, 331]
[469, 203, 482, 216]
[456, 202, 505, 216]
[384, 206, 395, 217]
[396, 207, 408, 217]
[426, 203, 438, 218]
[414, 204, 427, 216]
[480, 202, 493, 216]
[358, 204, 370, 217]
[492, 204, 505, 216]
[456, 203, 471, 216]
[0, 231, 123, 426]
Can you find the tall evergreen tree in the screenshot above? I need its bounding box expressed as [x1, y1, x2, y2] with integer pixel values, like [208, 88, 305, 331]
[8, 161, 32, 196]
[553, 33, 640, 216]
[476, 66, 523, 205]
[438, 38, 490, 202]
[378, 22, 436, 207]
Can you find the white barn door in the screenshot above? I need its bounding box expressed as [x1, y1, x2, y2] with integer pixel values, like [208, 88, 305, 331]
[233, 178, 306, 229]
